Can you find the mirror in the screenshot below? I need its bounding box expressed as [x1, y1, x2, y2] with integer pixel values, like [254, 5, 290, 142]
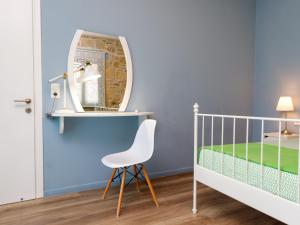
[68, 30, 132, 112]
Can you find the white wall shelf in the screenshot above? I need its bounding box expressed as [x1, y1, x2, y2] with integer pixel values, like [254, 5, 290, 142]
[49, 112, 154, 134]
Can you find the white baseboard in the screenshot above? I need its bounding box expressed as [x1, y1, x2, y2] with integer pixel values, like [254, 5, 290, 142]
[44, 166, 193, 196]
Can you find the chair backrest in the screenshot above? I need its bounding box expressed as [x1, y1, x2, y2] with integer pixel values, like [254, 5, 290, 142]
[130, 119, 157, 162]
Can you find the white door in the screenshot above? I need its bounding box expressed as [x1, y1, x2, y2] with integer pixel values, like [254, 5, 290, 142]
[0, 0, 36, 204]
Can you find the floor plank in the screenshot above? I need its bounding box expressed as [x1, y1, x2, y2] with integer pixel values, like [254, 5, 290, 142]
[0, 173, 284, 225]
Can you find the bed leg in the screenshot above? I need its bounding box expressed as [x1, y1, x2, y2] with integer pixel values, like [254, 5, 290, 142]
[193, 103, 199, 214]
[192, 178, 197, 214]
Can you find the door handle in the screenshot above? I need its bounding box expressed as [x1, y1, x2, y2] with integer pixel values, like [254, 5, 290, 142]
[14, 98, 32, 114]
[14, 98, 32, 104]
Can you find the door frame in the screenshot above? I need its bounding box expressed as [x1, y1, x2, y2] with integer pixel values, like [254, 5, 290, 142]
[32, 0, 44, 198]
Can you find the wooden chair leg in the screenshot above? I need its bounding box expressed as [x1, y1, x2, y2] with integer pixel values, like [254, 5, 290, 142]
[133, 165, 140, 192]
[117, 167, 127, 217]
[102, 168, 117, 199]
[141, 164, 159, 207]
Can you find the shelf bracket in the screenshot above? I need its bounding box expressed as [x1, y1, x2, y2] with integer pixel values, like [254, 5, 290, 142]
[59, 117, 64, 134]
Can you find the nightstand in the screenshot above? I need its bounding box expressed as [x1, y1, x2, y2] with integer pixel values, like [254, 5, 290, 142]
[264, 132, 299, 149]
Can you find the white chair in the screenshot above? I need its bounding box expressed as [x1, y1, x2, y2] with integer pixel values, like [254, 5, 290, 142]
[101, 119, 159, 217]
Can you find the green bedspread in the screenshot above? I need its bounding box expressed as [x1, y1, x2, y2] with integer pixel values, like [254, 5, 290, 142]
[199, 143, 299, 174]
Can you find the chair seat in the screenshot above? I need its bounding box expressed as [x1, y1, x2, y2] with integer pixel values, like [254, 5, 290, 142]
[101, 150, 147, 168]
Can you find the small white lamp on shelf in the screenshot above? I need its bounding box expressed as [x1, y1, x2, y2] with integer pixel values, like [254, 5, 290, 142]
[276, 96, 294, 135]
[49, 61, 101, 114]
[48, 72, 74, 114]
[80, 63, 101, 82]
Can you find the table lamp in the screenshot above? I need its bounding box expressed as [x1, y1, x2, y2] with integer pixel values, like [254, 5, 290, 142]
[49, 62, 101, 114]
[78, 62, 101, 82]
[276, 96, 294, 135]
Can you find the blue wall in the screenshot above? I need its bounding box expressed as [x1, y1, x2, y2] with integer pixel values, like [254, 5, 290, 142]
[41, 0, 256, 196]
[253, 0, 300, 134]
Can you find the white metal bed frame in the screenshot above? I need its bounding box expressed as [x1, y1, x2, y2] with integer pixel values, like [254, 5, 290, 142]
[192, 103, 300, 225]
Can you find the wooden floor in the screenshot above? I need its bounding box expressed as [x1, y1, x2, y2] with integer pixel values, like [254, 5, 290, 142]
[0, 173, 284, 225]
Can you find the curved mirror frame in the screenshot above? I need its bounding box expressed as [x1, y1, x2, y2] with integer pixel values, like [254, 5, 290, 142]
[68, 29, 133, 112]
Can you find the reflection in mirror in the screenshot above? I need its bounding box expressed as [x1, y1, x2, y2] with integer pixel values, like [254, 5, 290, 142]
[72, 32, 128, 112]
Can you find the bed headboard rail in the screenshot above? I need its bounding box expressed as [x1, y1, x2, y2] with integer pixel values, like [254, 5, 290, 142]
[193, 103, 300, 203]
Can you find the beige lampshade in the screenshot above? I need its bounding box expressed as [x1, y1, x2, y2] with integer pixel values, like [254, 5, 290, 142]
[276, 96, 294, 112]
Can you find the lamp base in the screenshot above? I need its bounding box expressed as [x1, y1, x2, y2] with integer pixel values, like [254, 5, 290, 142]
[53, 108, 74, 114]
[281, 129, 293, 136]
